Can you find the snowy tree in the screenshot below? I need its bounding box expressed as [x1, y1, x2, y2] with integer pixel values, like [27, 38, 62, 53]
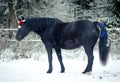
[8, 0, 17, 28]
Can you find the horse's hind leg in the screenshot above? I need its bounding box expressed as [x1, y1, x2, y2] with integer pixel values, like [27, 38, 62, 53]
[54, 48, 65, 73]
[82, 45, 94, 74]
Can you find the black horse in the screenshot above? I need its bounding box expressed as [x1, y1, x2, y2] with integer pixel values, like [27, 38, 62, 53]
[16, 17, 110, 74]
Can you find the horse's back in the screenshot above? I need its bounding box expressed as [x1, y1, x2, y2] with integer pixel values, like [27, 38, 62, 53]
[76, 20, 95, 31]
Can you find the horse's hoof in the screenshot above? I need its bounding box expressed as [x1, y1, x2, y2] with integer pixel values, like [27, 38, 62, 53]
[60, 68, 65, 73]
[82, 71, 92, 75]
[60, 70, 65, 73]
[47, 70, 52, 73]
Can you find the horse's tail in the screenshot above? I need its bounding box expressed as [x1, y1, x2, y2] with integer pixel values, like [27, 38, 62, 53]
[94, 22, 111, 65]
[99, 33, 111, 65]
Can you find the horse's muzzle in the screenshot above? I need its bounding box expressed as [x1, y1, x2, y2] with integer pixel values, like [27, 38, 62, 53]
[16, 34, 22, 41]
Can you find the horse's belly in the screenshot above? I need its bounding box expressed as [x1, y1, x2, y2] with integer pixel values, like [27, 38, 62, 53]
[61, 39, 81, 49]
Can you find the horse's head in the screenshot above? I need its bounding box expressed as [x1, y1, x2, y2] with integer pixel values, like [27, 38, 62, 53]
[16, 16, 31, 41]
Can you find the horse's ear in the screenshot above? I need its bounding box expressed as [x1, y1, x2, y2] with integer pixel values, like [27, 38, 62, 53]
[21, 16, 26, 22]
[21, 16, 25, 20]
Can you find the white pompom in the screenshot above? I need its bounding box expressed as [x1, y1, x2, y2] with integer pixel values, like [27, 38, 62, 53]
[22, 19, 26, 22]
[18, 25, 21, 28]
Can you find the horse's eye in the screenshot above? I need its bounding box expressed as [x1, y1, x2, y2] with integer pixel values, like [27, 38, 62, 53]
[18, 25, 21, 29]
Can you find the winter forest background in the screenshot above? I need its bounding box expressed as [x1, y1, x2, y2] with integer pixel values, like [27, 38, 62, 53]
[0, 0, 120, 61]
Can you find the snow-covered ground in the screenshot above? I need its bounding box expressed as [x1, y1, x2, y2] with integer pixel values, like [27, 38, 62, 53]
[0, 51, 120, 82]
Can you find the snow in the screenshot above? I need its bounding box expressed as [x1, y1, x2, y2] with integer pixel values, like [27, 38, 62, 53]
[0, 51, 120, 82]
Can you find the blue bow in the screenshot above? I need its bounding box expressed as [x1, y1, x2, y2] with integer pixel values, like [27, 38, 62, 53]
[100, 31, 106, 38]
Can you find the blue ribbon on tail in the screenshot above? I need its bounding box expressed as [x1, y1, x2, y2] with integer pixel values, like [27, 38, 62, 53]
[100, 31, 106, 38]
[98, 22, 107, 38]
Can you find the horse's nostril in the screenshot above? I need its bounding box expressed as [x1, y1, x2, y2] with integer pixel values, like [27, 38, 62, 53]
[18, 35, 22, 41]
[16, 34, 22, 41]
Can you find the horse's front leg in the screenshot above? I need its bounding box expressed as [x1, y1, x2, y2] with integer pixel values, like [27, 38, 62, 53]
[54, 48, 65, 73]
[45, 44, 53, 73]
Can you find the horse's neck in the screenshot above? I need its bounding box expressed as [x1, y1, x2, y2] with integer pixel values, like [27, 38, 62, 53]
[30, 18, 58, 36]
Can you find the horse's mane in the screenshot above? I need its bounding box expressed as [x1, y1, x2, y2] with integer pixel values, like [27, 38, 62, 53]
[25, 18, 62, 29]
